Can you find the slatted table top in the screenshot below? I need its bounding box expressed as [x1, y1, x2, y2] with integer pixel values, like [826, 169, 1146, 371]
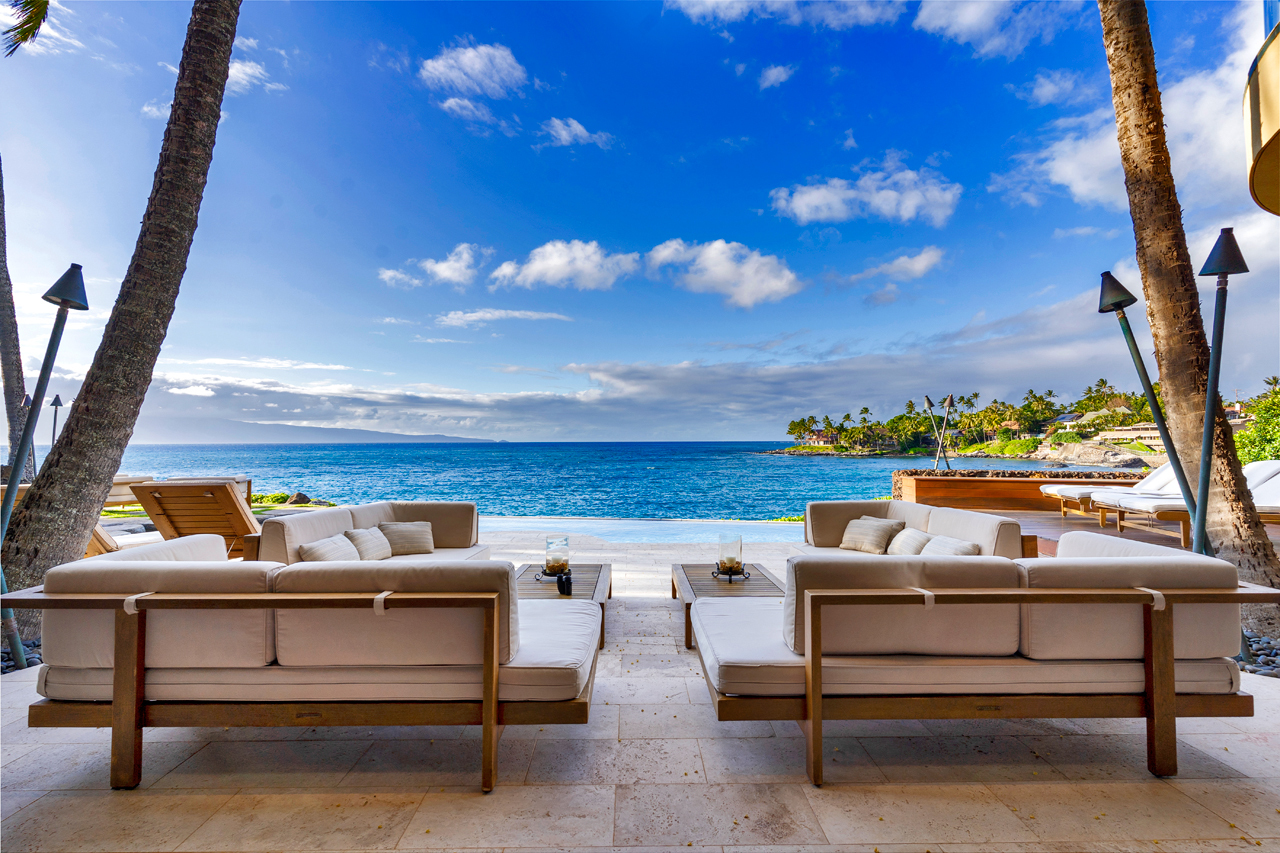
[514, 563, 611, 604]
[672, 563, 784, 600]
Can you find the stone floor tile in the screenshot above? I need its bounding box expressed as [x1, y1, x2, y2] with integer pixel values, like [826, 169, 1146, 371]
[613, 783, 827, 847]
[297, 726, 466, 741]
[398, 785, 615, 848]
[1, 706, 28, 727]
[700, 736, 885, 785]
[2, 742, 39, 767]
[1, 682, 40, 709]
[1, 741, 204, 791]
[526, 737, 704, 784]
[1225, 699, 1280, 734]
[176, 790, 423, 851]
[771, 719, 934, 738]
[986, 780, 1241, 843]
[1, 790, 45, 821]
[1178, 732, 1280, 777]
[530, 702, 620, 740]
[506, 847, 724, 853]
[0, 721, 112, 745]
[859, 736, 1065, 783]
[0, 790, 234, 852]
[612, 653, 702, 678]
[804, 782, 1037, 845]
[1021, 735, 1244, 781]
[685, 677, 713, 704]
[620, 705, 773, 739]
[1240, 672, 1280, 699]
[339, 738, 535, 787]
[1, 666, 41, 683]
[152, 741, 373, 789]
[146, 725, 311, 742]
[921, 718, 1088, 737]
[1167, 777, 1280, 837]
[593, 677, 691, 705]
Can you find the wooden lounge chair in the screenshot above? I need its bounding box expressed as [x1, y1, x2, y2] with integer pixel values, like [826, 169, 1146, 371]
[2, 483, 120, 558]
[130, 479, 260, 558]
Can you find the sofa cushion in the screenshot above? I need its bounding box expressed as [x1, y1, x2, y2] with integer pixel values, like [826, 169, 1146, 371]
[42, 560, 280, 668]
[273, 561, 521, 665]
[886, 528, 934, 556]
[379, 521, 435, 556]
[920, 535, 981, 557]
[781, 555, 1020, 656]
[692, 598, 1239, 696]
[57, 533, 228, 565]
[385, 545, 490, 562]
[344, 527, 392, 561]
[805, 500, 930, 547]
[348, 502, 396, 529]
[370, 502, 478, 549]
[260, 507, 355, 564]
[925, 506, 1022, 558]
[298, 534, 361, 562]
[839, 517, 904, 554]
[1016, 555, 1240, 660]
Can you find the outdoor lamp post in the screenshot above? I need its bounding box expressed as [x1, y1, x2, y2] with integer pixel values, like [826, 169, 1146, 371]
[49, 395, 63, 450]
[1, 263, 89, 669]
[1191, 228, 1249, 556]
[1097, 271, 1201, 550]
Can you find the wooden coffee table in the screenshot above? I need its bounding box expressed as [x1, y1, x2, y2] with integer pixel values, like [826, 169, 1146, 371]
[515, 563, 612, 649]
[671, 563, 784, 649]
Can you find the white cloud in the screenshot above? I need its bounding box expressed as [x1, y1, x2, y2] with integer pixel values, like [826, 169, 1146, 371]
[419, 42, 527, 99]
[863, 282, 900, 306]
[436, 309, 572, 328]
[758, 64, 796, 90]
[378, 317, 417, 325]
[226, 59, 286, 95]
[141, 100, 170, 119]
[418, 243, 491, 288]
[770, 154, 963, 227]
[668, 1, 904, 30]
[490, 240, 639, 291]
[913, 0, 1083, 59]
[438, 97, 495, 123]
[849, 246, 945, 282]
[647, 239, 803, 308]
[1011, 69, 1096, 106]
[536, 117, 613, 150]
[734, 62, 747, 76]
[233, 36, 258, 51]
[157, 61, 178, 75]
[413, 336, 468, 343]
[378, 268, 423, 288]
[160, 357, 353, 371]
[168, 385, 216, 397]
[1052, 226, 1120, 239]
[842, 129, 857, 150]
[0, 1, 83, 56]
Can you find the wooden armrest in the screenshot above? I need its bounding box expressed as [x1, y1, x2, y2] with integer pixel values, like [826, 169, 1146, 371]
[242, 533, 261, 561]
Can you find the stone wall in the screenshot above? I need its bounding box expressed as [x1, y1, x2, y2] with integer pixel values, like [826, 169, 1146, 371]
[890, 468, 1144, 500]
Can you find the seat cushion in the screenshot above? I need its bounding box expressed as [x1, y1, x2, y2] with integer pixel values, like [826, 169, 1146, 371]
[781, 555, 1021, 656]
[1016, 556, 1241, 660]
[37, 600, 600, 703]
[57, 533, 229, 565]
[274, 561, 521, 665]
[692, 598, 1239, 697]
[41, 560, 281, 669]
[839, 517, 904, 554]
[379, 521, 435, 556]
[384, 545, 490, 562]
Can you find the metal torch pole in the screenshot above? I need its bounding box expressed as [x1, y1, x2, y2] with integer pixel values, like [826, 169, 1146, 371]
[937, 399, 953, 470]
[1191, 275, 1229, 557]
[1, 304, 71, 668]
[1113, 306, 1200, 545]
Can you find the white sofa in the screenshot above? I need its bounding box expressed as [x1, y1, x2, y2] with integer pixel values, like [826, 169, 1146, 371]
[793, 499, 1025, 559]
[692, 530, 1260, 782]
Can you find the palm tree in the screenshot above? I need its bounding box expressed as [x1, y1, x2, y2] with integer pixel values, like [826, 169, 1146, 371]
[0, 155, 33, 483]
[1099, 0, 1279, 634]
[1265, 376, 1279, 393]
[2, 0, 242, 636]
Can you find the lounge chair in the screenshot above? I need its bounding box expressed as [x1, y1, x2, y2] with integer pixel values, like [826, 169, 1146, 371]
[1110, 462, 1280, 546]
[130, 478, 260, 558]
[1039, 463, 1176, 521]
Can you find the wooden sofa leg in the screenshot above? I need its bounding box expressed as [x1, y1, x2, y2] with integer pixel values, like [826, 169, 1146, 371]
[1179, 521, 1191, 550]
[804, 603, 823, 787]
[111, 609, 146, 789]
[1144, 603, 1178, 777]
[481, 601, 499, 793]
[1098, 507, 1108, 528]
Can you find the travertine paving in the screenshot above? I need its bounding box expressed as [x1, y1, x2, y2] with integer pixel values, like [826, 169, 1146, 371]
[3, 533, 1279, 852]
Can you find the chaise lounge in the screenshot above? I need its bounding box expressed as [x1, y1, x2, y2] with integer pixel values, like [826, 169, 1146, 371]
[3, 501, 601, 792]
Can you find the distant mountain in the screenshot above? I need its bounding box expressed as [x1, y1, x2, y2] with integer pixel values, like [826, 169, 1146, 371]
[130, 418, 496, 445]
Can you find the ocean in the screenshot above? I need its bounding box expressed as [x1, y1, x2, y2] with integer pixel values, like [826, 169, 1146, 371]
[78, 442, 1112, 521]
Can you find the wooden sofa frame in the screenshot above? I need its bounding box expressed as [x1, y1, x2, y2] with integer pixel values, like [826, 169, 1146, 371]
[1, 586, 599, 793]
[694, 581, 1280, 785]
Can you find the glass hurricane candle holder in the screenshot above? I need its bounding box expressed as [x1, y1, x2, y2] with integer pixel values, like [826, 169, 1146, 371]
[544, 536, 570, 576]
[713, 533, 749, 581]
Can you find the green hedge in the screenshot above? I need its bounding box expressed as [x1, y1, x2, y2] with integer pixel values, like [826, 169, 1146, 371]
[252, 492, 290, 505]
[1053, 431, 1083, 443]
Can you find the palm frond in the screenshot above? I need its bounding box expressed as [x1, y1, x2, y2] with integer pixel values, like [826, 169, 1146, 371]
[3, 0, 50, 58]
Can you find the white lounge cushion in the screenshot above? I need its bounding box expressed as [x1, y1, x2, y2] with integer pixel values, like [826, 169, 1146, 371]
[379, 521, 435, 556]
[299, 534, 361, 562]
[351, 501, 479, 549]
[37, 600, 600, 703]
[805, 500, 931, 547]
[1016, 550, 1240, 660]
[274, 560, 521, 665]
[886, 528, 934, 556]
[1040, 464, 1175, 499]
[384, 545, 490, 562]
[41, 559, 280, 669]
[692, 598, 1239, 696]
[260, 507, 355, 564]
[781, 555, 1020, 656]
[919, 535, 981, 556]
[839, 517, 904, 554]
[58, 533, 229, 564]
[925, 506, 1022, 558]
[344, 527, 392, 561]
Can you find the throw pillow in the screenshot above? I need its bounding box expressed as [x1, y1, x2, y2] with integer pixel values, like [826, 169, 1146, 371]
[886, 527, 935, 556]
[839, 516, 906, 554]
[344, 527, 392, 561]
[378, 520, 435, 556]
[919, 535, 981, 556]
[298, 533, 361, 562]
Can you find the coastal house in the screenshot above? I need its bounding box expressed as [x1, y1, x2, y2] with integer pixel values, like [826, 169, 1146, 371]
[803, 429, 840, 446]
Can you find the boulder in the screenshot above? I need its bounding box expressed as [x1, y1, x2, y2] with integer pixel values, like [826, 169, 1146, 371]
[284, 492, 312, 505]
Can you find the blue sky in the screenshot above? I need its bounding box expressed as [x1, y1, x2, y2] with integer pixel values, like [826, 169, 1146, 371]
[4, 0, 1277, 441]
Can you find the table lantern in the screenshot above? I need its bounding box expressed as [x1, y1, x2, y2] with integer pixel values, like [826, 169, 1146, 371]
[713, 533, 749, 581]
[544, 536, 570, 576]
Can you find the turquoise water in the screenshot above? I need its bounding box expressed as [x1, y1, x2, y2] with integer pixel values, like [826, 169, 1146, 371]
[88, 442, 1110, 521]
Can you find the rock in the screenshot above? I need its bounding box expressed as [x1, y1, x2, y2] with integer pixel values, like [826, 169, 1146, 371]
[284, 492, 312, 505]
[1041, 461, 1067, 469]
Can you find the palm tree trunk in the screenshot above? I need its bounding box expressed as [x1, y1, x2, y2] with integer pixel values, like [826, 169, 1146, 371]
[1099, 0, 1280, 635]
[0, 155, 36, 483]
[1, 0, 241, 637]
